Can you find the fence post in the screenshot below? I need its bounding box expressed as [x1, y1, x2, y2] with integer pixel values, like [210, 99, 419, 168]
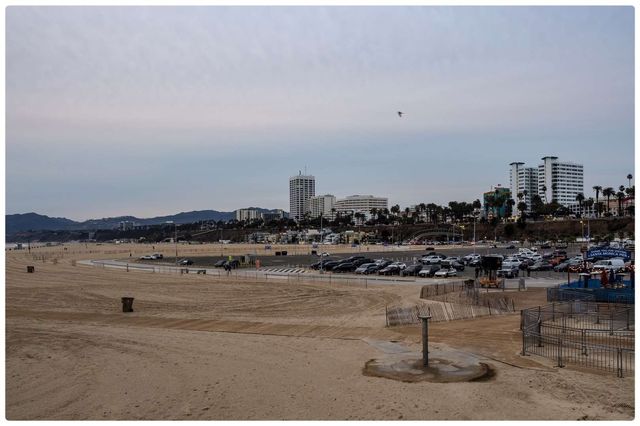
[610, 310, 614, 336]
[385, 305, 388, 327]
[552, 302, 555, 321]
[557, 338, 564, 368]
[626, 309, 630, 331]
[581, 329, 588, 356]
[616, 348, 623, 378]
[521, 311, 527, 356]
[537, 320, 542, 347]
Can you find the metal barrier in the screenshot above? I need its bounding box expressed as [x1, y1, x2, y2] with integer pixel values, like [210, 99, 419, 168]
[521, 301, 634, 377]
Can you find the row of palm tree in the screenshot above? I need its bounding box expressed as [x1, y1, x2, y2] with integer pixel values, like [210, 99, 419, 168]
[590, 173, 634, 217]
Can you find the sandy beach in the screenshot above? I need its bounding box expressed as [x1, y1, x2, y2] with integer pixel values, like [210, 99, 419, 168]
[5, 243, 634, 420]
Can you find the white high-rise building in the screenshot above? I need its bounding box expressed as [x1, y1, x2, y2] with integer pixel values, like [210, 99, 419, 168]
[334, 195, 388, 216]
[308, 194, 336, 220]
[509, 162, 538, 213]
[538, 156, 584, 206]
[235, 208, 261, 222]
[289, 173, 315, 222]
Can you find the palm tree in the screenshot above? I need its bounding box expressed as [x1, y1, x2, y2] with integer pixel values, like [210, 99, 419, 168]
[592, 186, 602, 217]
[627, 174, 633, 188]
[575, 193, 585, 217]
[506, 198, 516, 218]
[517, 201, 527, 216]
[517, 192, 523, 201]
[584, 198, 594, 218]
[603, 187, 615, 215]
[616, 191, 626, 217]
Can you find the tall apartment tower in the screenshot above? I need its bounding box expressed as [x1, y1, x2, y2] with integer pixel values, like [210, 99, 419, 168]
[289, 172, 315, 222]
[509, 162, 538, 213]
[538, 156, 584, 206]
[308, 194, 336, 220]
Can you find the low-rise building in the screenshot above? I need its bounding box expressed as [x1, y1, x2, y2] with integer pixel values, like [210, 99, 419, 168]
[334, 195, 388, 216]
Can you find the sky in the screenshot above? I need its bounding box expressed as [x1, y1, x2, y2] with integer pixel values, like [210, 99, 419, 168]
[5, 6, 635, 221]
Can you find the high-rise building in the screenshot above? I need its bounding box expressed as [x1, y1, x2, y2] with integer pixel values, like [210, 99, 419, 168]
[334, 195, 388, 216]
[509, 162, 538, 213]
[289, 172, 315, 222]
[235, 208, 261, 222]
[538, 156, 584, 206]
[308, 194, 336, 220]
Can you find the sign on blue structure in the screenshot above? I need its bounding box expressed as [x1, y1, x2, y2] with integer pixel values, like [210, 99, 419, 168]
[587, 248, 631, 261]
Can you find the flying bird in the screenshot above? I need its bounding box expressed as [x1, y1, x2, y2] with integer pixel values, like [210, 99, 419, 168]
[397, 111, 404, 117]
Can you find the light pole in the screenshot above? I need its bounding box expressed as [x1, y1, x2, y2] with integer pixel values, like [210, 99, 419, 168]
[320, 212, 325, 274]
[473, 210, 477, 255]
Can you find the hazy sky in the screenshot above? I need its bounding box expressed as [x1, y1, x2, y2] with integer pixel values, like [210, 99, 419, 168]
[6, 6, 634, 220]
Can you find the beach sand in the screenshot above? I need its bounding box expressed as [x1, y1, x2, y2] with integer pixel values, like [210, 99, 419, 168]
[5, 243, 634, 420]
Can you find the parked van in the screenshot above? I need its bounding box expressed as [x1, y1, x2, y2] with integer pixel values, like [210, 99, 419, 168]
[592, 258, 626, 272]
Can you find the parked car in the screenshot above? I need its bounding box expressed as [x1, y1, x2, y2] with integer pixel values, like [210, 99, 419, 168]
[592, 258, 626, 273]
[361, 263, 383, 275]
[321, 261, 341, 271]
[434, 268, 457, 278]
[390, 262, 407, 270]
[378, 264, 401, 276]
[401, 264, 423, 276]
[332, 262, 357, 273]
[462, 253, 481, 264]
[151, 253, 163, 259]
[497, 266, 519, 278]
[352, 258, 374, 267]
[505, 244, 516, 249]
[441, 259, 465, 271]
[529, 261, 553, 271]
[214, 259, 227, 268]
[424, 247, 435, 251]
[179, 259, 193, 266]
[374, 259, 393, 269]
[139, 255, 153, 260]
[418, 265, 441, 277]
[355, 263, 376, 274]
[422, 254, 446, 265]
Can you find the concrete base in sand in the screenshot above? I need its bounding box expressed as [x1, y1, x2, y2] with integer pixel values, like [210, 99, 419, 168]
[363, 348, 493, 383]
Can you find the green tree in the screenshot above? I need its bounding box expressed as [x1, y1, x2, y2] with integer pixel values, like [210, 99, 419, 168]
[616, 191, 626, 217]
[575, 193, 585, 217]
[592, 185, 602, 217]
[603, 187, 615, 215]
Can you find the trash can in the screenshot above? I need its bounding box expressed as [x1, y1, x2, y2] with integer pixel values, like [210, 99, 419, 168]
[282, 251, 287, 256]
[275, 251, 281, 256]
[26, 266, 35, 273]
[121, 297, 135, 313]
[311, 250, 317, 256]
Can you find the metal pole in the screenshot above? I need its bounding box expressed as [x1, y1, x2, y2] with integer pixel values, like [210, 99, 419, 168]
[419, 315, 432, 367]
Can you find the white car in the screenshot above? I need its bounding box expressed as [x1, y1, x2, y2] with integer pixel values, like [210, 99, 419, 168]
[320, 252, 331, 257]
[139, 255, 153, 260]
[391, 262, 407, 270]
[463, 254, 481, 263]
[434, 268, 457, 278]
[422, 255, 445, 264]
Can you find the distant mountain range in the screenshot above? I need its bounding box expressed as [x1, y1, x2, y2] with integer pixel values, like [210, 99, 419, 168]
[6, 208, 284, 234]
